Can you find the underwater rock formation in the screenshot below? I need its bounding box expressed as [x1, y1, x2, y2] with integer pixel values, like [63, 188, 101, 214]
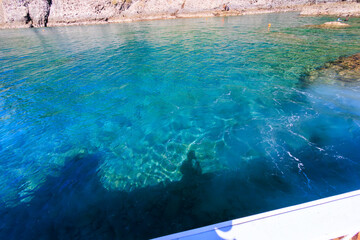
[302, 53, 360, 84]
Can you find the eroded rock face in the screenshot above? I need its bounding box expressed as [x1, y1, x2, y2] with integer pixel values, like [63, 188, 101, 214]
[2, 0, 30, 27]
[303, 53, 360, 84]
[300, 2, 360, 17]
[1, 0, 359, 28]
[0, 0, 6, 24]
[1, 0, 314, 28]
[120, 0, 311, 19]
[0, 0, 135, 27]
[29, 0, 51, 27]
[48, 0, 120, 24]
[2, 0, 51, 27]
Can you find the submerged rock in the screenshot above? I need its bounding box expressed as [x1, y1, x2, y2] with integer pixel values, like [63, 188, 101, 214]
[306, 21, 350, 29]
[303, 53, 360, 84]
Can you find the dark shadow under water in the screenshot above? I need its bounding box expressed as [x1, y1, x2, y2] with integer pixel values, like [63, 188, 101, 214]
[0, 147, 358, 240]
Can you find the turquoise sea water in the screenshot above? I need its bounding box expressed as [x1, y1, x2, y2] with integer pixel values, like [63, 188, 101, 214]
[1, 12, 360, 239]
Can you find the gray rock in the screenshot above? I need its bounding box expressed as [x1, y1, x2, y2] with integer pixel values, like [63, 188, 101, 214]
[300, 2, 360, 17]
[2, 0, 51, 27]
[1, 0, 359, 28]
[48, 0, 117, 24]
[28, 0, 51, 27]
[2, 0, 30, 27]
[0, 1, 4, 24]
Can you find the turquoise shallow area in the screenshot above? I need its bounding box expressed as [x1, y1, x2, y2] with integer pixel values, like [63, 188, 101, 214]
[1, 12, 360, 239]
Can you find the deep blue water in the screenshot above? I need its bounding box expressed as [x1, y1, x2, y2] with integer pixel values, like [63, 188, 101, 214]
[1, 12, 360, 239]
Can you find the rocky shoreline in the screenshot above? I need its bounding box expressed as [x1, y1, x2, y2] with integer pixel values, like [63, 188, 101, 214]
[300, 2, 360, 17]
[61, 5, 305, 28]
[0, 1, 360, 29]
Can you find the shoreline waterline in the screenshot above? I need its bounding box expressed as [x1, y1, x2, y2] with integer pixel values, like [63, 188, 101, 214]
[1, 2, 360, 30]
[1, 6, 303, 29]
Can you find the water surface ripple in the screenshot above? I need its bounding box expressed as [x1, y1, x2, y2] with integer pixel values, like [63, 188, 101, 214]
[1, 12, 360, 239]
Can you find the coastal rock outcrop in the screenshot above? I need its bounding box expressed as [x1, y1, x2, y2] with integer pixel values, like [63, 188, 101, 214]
[47, 0, 125, 25]
[0, 0, 5, 24]
[1, 0, 360, 28]
[29, 0, 51, 27]
[303, 53, 360, 84]
[0, 0, 130, 27]
[115, 0, 313, 20]
[1, 0, 51, 27]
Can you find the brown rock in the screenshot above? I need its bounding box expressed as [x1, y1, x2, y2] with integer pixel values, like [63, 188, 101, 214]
[303, 53, 360, 84]
[306, 21, 350, 29]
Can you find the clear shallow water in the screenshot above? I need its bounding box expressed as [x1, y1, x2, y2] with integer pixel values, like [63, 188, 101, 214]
[1, 12, 360, 239]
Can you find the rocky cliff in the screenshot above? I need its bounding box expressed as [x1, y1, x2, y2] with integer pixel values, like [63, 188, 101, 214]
[0, 0, 358, 28]
[300, 1, 360, 16]
[1, 0, 51, 28]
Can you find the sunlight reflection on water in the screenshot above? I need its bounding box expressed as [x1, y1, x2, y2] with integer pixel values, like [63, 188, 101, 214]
[0, 12, 360, 239]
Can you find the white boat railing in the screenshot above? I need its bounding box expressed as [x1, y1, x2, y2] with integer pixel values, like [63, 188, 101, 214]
[153, 190, 360, 240]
